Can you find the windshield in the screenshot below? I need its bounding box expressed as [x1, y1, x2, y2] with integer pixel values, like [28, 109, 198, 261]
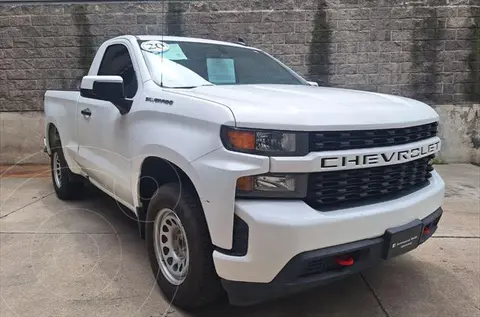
[138, 40, 307, 88]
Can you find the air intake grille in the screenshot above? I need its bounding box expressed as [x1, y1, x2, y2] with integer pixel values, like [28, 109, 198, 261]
[309, 122, 438, 152]
[306, 156, 434, 210]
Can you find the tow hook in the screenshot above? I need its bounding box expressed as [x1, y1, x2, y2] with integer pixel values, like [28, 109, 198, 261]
[335, 255, 355, 267]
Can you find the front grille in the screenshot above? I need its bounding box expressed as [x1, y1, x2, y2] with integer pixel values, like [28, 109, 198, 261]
[306, 156, 434, 210]
[309, 122, 438, 152]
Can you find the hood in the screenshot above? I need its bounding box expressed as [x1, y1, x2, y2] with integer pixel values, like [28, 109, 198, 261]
[169, 84, 439, 131]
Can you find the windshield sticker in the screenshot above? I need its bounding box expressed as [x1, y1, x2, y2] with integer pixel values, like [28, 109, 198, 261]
[206, 58, 236, 84]
[141, 40, 169, 53]
[162, 43, 187, 60]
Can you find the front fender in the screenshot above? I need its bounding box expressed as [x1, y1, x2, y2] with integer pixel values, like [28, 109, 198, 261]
[127, 89, 238, 248]
[132, 145, 269, 250]
[191, 148, 270, 250]
[131, 144, 206, 210]
[132, 145, 222, 244]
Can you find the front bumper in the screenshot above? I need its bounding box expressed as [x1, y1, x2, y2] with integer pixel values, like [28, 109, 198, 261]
[213, 171, 444, 284]
[222, 207, 443, 306]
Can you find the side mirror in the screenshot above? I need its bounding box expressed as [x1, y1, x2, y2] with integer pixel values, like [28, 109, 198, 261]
[80, 75, 132, 115]
[307, 81, 319, 87]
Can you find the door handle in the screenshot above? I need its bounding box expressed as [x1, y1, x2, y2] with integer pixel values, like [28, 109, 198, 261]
[81, 108, 92, 117]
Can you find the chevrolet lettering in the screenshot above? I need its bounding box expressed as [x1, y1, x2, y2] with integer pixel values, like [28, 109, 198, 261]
[321, 139, 441, 169]
[43, 35, 445, 309]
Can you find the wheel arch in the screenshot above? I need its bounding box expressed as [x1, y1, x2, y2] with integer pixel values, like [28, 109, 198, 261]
[137, 156, 202, 210]
[134, 150, 207, 239]
[45, 120, 84, 176]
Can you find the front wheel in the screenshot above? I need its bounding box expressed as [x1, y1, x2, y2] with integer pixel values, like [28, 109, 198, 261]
[146, 183, 224, 310]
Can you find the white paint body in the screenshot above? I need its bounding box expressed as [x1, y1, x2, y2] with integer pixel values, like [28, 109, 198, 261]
[44, 35, 444, 284]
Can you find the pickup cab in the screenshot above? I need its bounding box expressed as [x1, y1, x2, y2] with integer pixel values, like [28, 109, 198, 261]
[44, 35, 445, 309]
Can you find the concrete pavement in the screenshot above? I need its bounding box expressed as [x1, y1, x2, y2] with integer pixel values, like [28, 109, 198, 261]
[0, 164, 479, 317]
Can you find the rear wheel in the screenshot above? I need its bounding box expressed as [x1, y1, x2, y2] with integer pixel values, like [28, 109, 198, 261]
[146, 183, 224, 310]
[50, 144, 84, 200]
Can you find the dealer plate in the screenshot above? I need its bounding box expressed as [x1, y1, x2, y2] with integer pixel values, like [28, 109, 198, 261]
[384, 219, 423, 259]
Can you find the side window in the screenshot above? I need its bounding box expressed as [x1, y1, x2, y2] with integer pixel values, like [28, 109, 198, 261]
[98, 44, 138, 98]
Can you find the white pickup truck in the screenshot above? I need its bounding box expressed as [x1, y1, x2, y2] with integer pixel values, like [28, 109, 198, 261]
[44, 35, 445, 309]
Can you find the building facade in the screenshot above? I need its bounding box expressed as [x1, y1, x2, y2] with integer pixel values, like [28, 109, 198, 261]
[0, 0, 478, 164]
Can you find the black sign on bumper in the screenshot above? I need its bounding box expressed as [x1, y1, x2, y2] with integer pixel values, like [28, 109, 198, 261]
[384, 219, 423, 259]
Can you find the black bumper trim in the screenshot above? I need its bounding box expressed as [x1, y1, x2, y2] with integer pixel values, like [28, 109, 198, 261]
[215, 214, 249, 256]
[221, 207, 443, 306]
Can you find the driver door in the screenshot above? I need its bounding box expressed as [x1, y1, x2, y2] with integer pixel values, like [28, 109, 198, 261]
[76, 43, 139, 207]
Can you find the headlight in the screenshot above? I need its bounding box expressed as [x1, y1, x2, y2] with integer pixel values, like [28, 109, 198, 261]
[221, 126, 308, 156]
[236, 174, 308, 198]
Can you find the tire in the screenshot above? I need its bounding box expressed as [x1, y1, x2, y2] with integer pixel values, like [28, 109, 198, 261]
[146, 183, 224, 310]
[50, 145, 84, 200]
